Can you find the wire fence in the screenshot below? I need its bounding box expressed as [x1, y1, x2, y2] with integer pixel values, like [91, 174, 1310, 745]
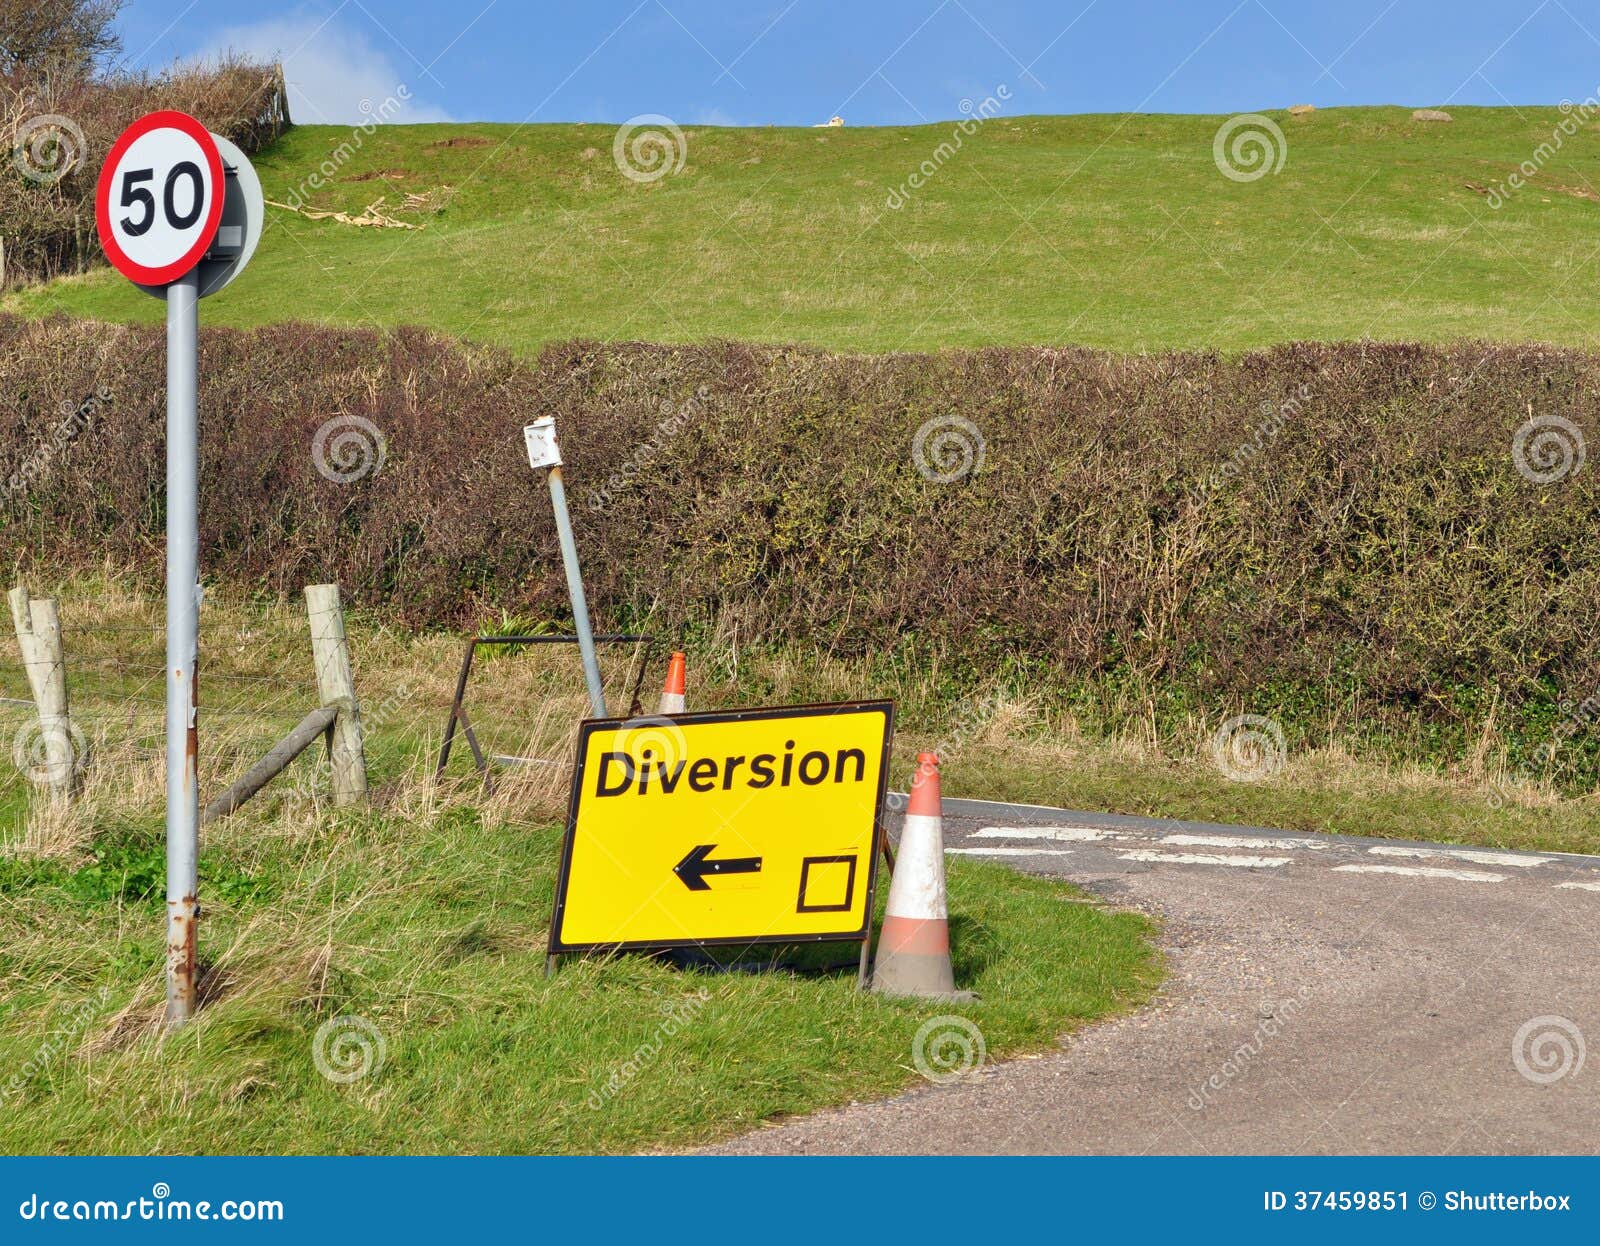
[3, 600, 328, 805]
[2, 585, 663, 819]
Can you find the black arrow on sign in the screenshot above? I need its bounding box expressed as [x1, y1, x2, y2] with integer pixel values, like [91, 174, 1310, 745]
[674, 843, 763, 891]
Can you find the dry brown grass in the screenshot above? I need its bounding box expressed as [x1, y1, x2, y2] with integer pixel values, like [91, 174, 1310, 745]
[3, 572, 1593, 886]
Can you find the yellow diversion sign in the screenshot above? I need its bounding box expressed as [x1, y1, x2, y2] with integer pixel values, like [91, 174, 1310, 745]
[549, 701, 894, 954]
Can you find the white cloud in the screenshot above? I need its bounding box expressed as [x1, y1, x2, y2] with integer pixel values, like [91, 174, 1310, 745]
[691, 106, 744, 127]
[200, 17, 454, 126]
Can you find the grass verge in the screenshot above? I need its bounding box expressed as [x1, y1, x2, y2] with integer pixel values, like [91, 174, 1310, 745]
[0, 580, 1157, 1154]
[0, 803, 1156, 1154]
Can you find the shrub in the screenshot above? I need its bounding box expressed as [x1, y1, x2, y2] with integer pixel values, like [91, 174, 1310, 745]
[2, 58, 290, 286]
[3, 315, 1599, 771]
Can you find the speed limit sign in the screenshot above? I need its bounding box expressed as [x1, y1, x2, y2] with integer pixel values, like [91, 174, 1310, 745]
[93, 109, 263, 1029]
[95, 110, 225, 286]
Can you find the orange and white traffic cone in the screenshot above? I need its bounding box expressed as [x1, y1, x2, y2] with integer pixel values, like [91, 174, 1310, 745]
[657, 651, 687, 714]
[872, 752, 970, 999]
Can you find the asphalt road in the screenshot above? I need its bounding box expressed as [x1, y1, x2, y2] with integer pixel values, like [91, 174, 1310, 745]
[708, 799, 1600, 1155]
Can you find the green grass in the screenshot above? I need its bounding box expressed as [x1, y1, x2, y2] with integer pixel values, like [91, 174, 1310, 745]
[7, 573, 1599, 1156]
[0, 584, 1157, 1155]
[0, 804, 1155, 1155]
[10, 107, 1600, 354]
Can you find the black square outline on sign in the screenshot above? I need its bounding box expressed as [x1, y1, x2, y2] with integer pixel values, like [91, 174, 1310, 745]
[796, 855, 858, 914]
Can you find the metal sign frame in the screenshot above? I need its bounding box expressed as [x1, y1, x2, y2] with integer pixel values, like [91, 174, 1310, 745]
[548, 700, 895, 974]
[435, 631, 654, 791]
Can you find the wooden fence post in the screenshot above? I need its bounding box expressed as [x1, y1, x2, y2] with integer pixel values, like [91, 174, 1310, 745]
[304, 584, 366, 805]
[201, 701, 342, 825]
[8, 584, 77, 800]
[274, 63, 292, 132]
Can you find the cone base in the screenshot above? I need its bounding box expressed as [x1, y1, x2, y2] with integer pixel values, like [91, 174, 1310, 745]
[870, 950, 957, 998]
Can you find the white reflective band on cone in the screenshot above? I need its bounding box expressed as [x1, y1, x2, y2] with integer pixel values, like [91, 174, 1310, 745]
[885, 812, 948, 919]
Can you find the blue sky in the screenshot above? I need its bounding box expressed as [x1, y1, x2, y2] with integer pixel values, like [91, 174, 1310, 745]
[114, 0, 1600, 127]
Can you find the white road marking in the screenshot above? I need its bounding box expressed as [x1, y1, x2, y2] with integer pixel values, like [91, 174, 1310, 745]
[1367, 845, 1551, 869]
[973, 825, 1123, 843]
[947, 847, 1076, 857]
[1334, 864, 1505, 884]
[1161, 833, 1326, 851]
[1556, 880, 1600, 892]
[1117, 849, 1290, 869]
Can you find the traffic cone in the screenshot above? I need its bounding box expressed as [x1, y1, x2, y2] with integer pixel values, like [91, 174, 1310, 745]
[872, 753, 970, 999]
[657, 651, 687, 714]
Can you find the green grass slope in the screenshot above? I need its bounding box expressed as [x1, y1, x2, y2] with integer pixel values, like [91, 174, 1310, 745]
[10, 106, 1600, 354]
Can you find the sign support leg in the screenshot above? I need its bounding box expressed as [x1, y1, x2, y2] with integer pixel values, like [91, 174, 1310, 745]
[164, 269, 201, 1028]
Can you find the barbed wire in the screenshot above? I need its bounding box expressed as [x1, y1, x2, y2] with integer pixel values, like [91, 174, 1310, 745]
[6, 603, 338, 802]
[6, 594, 657, 801]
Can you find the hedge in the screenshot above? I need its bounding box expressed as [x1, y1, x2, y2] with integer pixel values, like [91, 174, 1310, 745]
[3, 314, 1598, 761]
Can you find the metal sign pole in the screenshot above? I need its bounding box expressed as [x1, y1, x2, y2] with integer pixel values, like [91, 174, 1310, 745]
[97, 113, 262, 1029]
[164, 268, 201, 1026]
[524, 417, 607, 720]
[548, 463, 608, 719]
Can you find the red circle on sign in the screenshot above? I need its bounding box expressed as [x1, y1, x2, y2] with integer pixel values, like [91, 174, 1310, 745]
[95, 111, 225, 286]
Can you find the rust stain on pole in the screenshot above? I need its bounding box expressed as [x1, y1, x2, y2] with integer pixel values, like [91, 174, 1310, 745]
[186, 664, 199, 769]
[165, 664, 200, 1025]
[166, 892, 197, 1019]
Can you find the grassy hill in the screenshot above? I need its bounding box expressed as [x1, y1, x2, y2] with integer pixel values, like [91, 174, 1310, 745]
[8, 106, 1600, 354]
